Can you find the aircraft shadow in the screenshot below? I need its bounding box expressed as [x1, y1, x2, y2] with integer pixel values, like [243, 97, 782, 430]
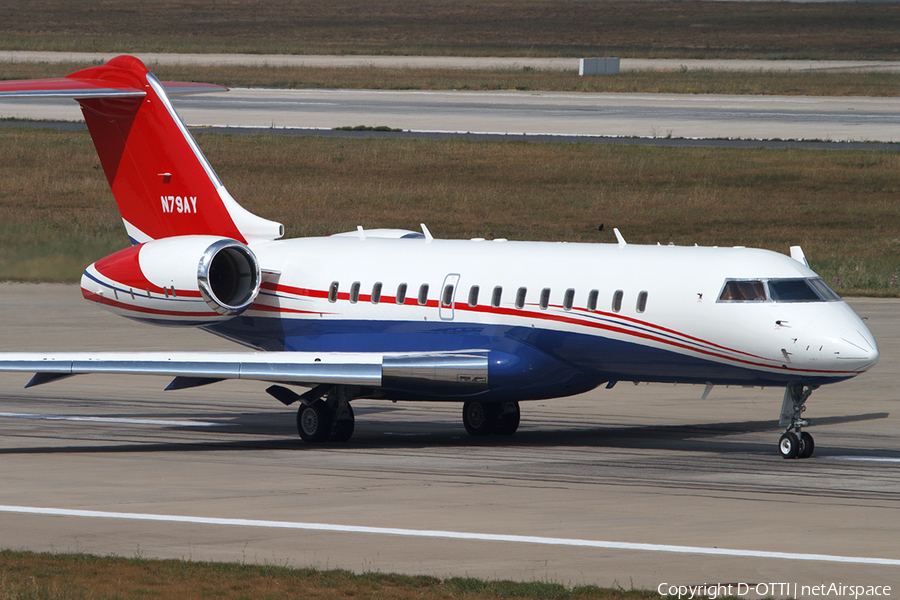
[0, 410, 892, 458]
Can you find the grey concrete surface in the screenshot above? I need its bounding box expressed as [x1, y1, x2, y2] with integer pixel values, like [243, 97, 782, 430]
[2, 88, 898, 143]
[0, 282, 898, 591]
[2, 50, 900, 73]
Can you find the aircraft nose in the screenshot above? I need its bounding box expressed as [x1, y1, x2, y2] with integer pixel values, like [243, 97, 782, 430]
[833, 326, 879, 372]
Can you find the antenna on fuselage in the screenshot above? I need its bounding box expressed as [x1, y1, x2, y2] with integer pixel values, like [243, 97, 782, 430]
[613, 228, 627, 247]
[790, 246, 809, 267]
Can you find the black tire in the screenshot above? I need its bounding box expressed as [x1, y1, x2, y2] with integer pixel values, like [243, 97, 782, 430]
[297, 401, 334, 443]
[798, 431, 815, 459]
[330, 404, 355, 443]
[779, 432, 800, 459]
[462, 401, 499, 436]
[494, 402, 520, 436]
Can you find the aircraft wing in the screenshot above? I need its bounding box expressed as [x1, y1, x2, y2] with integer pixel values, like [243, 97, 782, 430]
[0, 351, 489, 391]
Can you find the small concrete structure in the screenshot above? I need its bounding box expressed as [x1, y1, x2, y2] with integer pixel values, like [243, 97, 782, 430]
[579, 57, 620, 76]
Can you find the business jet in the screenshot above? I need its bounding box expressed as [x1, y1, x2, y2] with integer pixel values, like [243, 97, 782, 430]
[0, 56, 879, 458]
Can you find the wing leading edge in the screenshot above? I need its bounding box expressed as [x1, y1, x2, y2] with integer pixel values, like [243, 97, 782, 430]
[0, 351, 489, 391]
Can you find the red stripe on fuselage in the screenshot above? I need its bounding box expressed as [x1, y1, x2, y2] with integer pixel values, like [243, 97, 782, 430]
[81, 289, 217, 319]
[256, 282, 856, 377]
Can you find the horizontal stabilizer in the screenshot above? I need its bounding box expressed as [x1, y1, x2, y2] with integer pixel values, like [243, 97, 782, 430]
[0, 77, 226, 99]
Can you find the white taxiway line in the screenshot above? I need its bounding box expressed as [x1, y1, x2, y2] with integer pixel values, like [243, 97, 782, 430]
[831, 456, 900, 464]
[0, 413, 221, 427]
[1, 505, 899, 566]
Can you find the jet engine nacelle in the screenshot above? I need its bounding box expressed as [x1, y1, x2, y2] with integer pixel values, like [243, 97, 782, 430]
[81, 235, 261, 325]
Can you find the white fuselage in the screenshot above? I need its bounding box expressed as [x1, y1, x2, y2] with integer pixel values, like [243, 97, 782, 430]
[174, 233, 880, 400]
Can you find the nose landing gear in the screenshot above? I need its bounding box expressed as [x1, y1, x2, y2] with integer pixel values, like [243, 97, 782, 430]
[778, 385, 817, 459]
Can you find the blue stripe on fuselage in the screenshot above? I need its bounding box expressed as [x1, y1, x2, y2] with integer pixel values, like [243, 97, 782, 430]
[204, 316, 852, 399]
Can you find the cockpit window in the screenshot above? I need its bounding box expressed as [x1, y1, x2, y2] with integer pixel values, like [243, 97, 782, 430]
[719, 277, 841, 303]
[808, 277, 842, 301]
[768, 278, 822, 302]
[719, 280, 767, 302]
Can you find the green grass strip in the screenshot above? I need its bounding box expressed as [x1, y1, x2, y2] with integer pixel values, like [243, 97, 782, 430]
[0, 128, 897, 296]
[0, 549, 712, 600]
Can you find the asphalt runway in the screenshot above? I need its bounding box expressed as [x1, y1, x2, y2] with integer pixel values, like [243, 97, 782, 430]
[1, 283, 898, 591]
[2, 89, 899, 143]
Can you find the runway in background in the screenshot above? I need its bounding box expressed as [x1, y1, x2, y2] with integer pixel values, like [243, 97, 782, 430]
[2, 88, 898, 144]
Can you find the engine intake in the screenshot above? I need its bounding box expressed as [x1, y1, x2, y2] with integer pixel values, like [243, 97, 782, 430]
[198, 239, 260, 315]
[82, 235, 261, 325]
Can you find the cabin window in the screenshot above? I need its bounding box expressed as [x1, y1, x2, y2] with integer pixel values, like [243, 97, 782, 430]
[563, 288, 575, 311]
[539, 288, 550, 310]
[328, 281, 339, 303]
[350, 281, 360, 304]
[636, 290, 648, 313]
[441, 284, 454, 307]
[418, 283, 429, 306]
[371, 282, 382, 304]
[612, 290, 623, 313]
[491, 286, 503, 308]
[396, 283, 407, 304]
[768, 278, 822, 303]
[719, 280, 767, 302]
[587, 289, 599, 312]
[515, 287, 527, 309]
[468, 285, 480, 307]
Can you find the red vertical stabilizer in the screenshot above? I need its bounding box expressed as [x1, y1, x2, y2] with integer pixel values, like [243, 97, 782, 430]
[0, 55, 283, 245]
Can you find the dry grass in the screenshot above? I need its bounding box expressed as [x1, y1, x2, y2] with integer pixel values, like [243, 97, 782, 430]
[0, 550, 660, 600]
[4, 61, 899, 98]
[0, 0, 898, 60]
[0, 128, 897, 295]
[0, 128, 125, 281]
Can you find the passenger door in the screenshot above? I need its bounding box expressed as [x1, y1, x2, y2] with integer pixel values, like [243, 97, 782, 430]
[440, 274, 460, 321]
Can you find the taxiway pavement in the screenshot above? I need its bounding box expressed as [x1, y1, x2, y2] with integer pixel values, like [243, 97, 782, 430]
[2, 88, 898, 143]
[0, 283, 898, 590]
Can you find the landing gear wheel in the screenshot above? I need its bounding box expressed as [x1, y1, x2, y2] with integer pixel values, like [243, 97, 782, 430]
[494, 402, 520, 436]
[778, 385, 819, 459]
[779, 432, 800, 459]
[330, 403, 355, 443]
[797, 431, 815, 459]
[297, 401, 334, 443]
[463, 401, 499, 436]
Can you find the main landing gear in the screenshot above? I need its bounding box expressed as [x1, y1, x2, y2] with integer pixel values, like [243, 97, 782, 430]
[268, 384, 357, 443]
[462, 401, 520, 436]
[297, 399, 355, 443]
[778, 385, 818, 459]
